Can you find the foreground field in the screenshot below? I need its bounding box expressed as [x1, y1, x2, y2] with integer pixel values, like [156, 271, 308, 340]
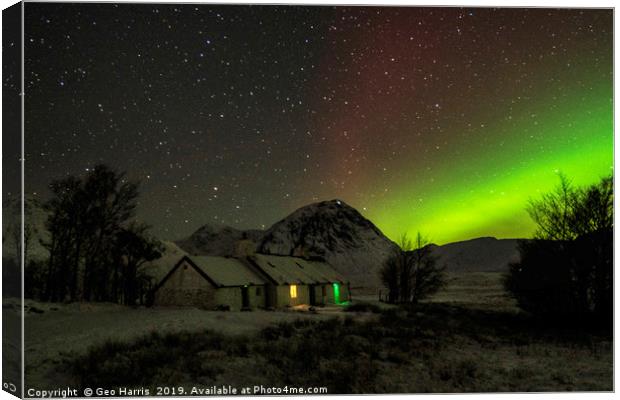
[67, 304, 612, 393]
[21, 303, 348, 389]
[18, 272, 612, 393]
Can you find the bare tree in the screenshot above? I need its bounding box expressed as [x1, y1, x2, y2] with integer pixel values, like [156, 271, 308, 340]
[380, 253, 400, 303]
[380, 232, 446, 304]
[41, 164, 158, 304]
[527, 173, 578, 241]
[409, 233, 446, 304]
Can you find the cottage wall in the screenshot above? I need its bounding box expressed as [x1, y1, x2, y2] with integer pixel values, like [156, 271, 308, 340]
[230, 285, 265, 310]
[254, 285, 268, 308]
[294, 284, 310, 306]
[309, 284, 328, 305]
[264, 284, 277, 308]
[222, 287, 238, 309]
[324, 283, 336, 304]
[211, 287, 240, 310]
[274, 285, 290, 308]
[340, 284, 351, 303]
[154, 260, 218, 309]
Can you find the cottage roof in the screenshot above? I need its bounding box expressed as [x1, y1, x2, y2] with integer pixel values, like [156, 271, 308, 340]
[157, 255, 268, 288]
[142, 240, 189, 282]
[248, 254, 347, 285]
[191, 256, 270, 287]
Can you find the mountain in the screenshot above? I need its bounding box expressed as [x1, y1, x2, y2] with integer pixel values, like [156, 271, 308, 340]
[177, 199, 398, 287]
[257, 199, 399, 287]
[2, 195, 50, 263]
[428, 237, 522, 273]
[175, 223, 263, 257]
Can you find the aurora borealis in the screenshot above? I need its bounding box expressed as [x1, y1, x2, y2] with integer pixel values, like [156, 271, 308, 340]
[23, 4, 612, 244]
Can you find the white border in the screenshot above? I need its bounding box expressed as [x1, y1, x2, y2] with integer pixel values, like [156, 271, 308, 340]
[0, 2, 616, 400]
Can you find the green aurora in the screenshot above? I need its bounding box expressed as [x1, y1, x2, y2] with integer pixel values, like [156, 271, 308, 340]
[367, 82, 613, 244]
[297, 9, 614, 246]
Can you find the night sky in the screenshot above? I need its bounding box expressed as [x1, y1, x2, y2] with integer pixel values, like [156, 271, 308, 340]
[22, 4, 613, 244]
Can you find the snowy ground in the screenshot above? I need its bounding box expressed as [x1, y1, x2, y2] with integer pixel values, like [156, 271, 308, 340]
[19, 301, 370, 390]
[16, 272, 510, 390]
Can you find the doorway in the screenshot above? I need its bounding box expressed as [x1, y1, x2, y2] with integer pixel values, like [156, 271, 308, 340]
[241, 286, 250, 308]
[309, 285, 316, 305]
[333, 283, 340, 304]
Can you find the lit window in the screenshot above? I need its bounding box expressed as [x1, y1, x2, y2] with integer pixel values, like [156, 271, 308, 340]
[290, 284, 298, 298]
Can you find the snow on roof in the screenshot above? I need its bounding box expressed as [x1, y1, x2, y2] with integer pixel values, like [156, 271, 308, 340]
[142, 241, 189, 282]
[188, 256, 268, 287]
[248, 254, 347, 285]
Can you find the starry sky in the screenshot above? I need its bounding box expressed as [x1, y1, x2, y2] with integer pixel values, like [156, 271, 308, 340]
[21, 4, 613, 244]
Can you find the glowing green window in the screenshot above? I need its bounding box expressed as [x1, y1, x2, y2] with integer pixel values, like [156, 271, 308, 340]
[333, 283, 340, 304]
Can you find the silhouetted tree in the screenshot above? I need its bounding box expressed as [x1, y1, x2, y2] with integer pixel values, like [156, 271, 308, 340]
[504, 174, 613, 323]
[43, 176, 82, 301]
[380, 254, 400, 303]
[82, 165, 140, 301]
[380, 233, 446, 304]
[115, 223, 163, 306]
[9, 199, 42, 299]
[24, 260, 46, 299]
[409, 233, 446, 303]
[41, 164, 157, 304]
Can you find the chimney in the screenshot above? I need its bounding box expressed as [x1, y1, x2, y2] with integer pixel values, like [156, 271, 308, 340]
[234, 233, 256, 258]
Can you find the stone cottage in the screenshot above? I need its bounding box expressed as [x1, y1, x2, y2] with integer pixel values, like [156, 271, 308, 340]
[152, 253, 350, 310]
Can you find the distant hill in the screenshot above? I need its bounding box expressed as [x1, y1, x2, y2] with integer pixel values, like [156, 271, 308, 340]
[2, 195, 50, 263]
[175, 223, 263, 257]
[428, 237, 523, 273]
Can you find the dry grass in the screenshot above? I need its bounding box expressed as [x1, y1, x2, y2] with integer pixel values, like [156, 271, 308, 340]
[426, 272, 519, 312]
[354, 272, 518, 312]
[22, 303, 339, 389]
[64, 304, 612, 393]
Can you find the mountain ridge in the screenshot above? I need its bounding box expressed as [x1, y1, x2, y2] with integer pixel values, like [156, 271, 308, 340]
[177, 201, 525, 285]
[4, 197, 523, 287]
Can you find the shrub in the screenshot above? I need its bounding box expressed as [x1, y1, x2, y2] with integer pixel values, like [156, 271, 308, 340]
[504, 175, 613, 324]
[344, 302, 381, 313]
[69, 330, 226, 388]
